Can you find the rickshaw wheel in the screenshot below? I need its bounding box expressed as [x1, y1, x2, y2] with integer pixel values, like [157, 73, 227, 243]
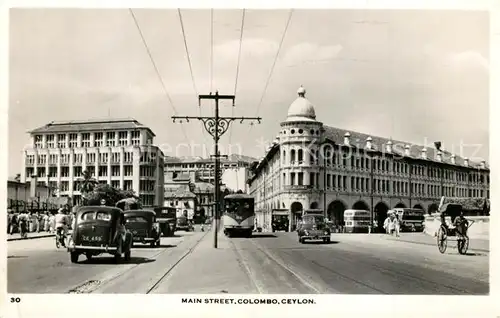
[458, 236, 469, 255]
[56, 239, 61, 249]
[437, 226, 447, 254]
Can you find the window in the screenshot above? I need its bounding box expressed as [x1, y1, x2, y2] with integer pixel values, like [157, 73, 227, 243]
[94, 132, 104, 147]
[124, 152, 133, 163]
[298, 149, 303, 164]
[61, 167, 70, 177]
[74, 153, 83, 164]
[290, 149, 296, 164]
[107, 132, 116, 147]
[111, 166, 120, 176]
[38, 167, 46, 177]
[86, 166, 95, 176]
[124, 165, 133, 176]
[46, 135, 55, 148]
[111, 152, 120, 163]
[111, 180, 120, 189]
[38, 154, 46, 165]
[69, 133, 78, 148]
[123, 180, 133, 190]
[131, 131, 140, 145]
[49, 154, 58, 164]
[48, 167, 57, 177]
[310, 173, 315, 186]
[57, 134, 67, 148]
[74, 166, 82, 177]
[87, 153, 96, 164]
[125, 216, 148, 223]
[26, 155, 35, 165]
[99, 153, 108, 163]
[99, 166, 108, 177]
[60, 181, 69, 191]
[34, 135, 43, 148]
[118, 131, 128, 146]
[81, 133, 91, 147]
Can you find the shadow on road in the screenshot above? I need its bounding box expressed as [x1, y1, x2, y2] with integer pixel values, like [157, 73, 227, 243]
[132, 244, 177, 249]
[7, 255, 28, 259]
[250, 234, 277, 238]
[302, 240, 340, 245]
[79, 256, 155, 265]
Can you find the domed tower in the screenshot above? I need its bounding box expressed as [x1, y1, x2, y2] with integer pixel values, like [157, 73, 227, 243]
[279, 86, 324, 227]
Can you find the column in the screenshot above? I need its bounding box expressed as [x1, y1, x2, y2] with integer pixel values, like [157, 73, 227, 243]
[305, 170, 310, 186]
[42, 135, 47, 149]
[69, 148, 74, 196]
[65, 133, 69, 148]
[127, 131, 132, 146]
[115, 133, 119, 147]
[107, 147, 112, 185]
[57, 149, 61, 197]
[103, 133, 108, 147]
[90, 132, 95, 148]
[119, 147, 125, 190]
[77, 133, 82, 148]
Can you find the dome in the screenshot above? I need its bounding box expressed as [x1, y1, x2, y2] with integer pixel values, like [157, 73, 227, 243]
[286, 86, 316, 122]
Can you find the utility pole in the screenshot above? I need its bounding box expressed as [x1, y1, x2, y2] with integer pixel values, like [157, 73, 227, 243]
[172, 91, 261, 248]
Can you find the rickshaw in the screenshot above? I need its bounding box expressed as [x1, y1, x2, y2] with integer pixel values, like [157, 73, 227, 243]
[436, 203, 475, 255]
[67, 206, 133, 263]
[124, 210, 161, 247]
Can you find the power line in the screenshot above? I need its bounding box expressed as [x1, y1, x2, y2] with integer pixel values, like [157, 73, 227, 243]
[228, 8, 246, 146]
[128, 8, 190, 143]
[178, 9, 210, 146]
[210, 9, 214, 92]
[249, 9, 293, 133]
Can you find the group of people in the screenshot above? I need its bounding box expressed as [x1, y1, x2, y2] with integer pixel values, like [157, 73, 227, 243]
[7, 206, 74, 238]
[383, 212, 401, 237]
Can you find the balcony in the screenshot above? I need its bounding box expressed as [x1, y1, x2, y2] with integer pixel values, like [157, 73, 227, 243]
[284, 185, 313, 191]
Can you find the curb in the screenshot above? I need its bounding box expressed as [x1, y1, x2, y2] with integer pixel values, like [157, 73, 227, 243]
[7, 234, 55, 241]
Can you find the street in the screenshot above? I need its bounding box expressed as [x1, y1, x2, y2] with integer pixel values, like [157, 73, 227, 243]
[8, 229, 488, 295]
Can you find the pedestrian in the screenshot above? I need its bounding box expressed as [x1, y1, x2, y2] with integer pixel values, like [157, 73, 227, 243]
[10, 211, 19, 235]
[7, 209, 12, 234]
[393, 213, 400, 237]
[49, 212, 56, 233]
[383, 215, 391, 234]
[43, 212, 50, 232]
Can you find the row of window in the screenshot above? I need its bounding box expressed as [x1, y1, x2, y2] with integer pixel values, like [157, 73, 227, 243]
[26, 165, 136, 178]
[26, 151, 136, 165]
[167, 162, 244, 169]
[34, 131, 142, 149]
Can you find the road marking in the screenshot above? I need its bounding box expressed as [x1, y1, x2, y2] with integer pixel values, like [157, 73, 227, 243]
[248, 238, 321, 294]
[227, 237, 266, 294]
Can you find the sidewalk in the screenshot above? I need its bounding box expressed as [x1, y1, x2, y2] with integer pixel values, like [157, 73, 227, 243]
[151, 228, 257, 294]
[7, 231, 55, 241]
[383, 232, 490, 252]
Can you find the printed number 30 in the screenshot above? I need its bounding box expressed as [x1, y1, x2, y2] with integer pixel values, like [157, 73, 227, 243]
[10, 297, 21, 303]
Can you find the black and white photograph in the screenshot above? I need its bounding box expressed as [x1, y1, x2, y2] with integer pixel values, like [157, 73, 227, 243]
[1, 2, 498, 317]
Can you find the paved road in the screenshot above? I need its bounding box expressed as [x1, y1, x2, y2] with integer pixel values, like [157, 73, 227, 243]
[7, 231, 201, 293]
[8, 230, 488, 295]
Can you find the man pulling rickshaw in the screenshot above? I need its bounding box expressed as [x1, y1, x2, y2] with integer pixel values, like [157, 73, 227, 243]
[436, 202, 474, 255]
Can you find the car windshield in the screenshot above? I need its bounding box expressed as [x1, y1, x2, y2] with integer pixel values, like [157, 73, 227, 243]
[125, 216, 148, 223]
[303, 216, 324, 224]
[81, 211, 112, 221]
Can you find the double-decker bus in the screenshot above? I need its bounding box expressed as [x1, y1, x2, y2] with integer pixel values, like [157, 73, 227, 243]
[343, 209, 371, 233]
[222, 194, 255, 238]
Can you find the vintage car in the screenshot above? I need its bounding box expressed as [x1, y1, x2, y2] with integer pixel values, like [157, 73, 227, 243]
[297, 214, 331, 244]
[176, 216, 193, 232]
[124, 210, 161, 247]
[67, 206, 133, 263]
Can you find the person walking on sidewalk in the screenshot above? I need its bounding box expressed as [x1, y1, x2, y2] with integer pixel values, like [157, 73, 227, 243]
[393, 213, 401, 237]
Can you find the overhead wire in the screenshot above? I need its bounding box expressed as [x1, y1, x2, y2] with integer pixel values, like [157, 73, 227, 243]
[228, 9, 246, 147]
[128, 8, 190, 144]
[248, 9, 294, 134]
[178, 9, 211, 147]
[210, 9, 214, 93]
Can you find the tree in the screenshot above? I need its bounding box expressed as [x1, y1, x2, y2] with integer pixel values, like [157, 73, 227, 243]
[83, 184, 142, 208]
[78, 170, 98, 202]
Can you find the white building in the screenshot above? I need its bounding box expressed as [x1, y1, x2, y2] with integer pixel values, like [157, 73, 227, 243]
[21, 118, 165, 207]
[248, 86, 490, 232]
[222, 166, 250, 193]
[164, 184, 197, 219]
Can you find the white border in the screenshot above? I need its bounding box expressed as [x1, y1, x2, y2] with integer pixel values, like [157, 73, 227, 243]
[1, 1, 498, 317]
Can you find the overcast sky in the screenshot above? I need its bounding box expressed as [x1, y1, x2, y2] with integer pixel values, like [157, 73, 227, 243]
[8, 9, 489, 176]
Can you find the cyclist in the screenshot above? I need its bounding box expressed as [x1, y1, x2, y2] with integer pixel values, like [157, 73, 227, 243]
[55, 207, 69, 247]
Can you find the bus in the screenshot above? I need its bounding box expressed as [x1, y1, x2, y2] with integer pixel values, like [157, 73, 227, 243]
[153, 206, 177, 237]
[390, 208, 425, 232]
[271, 209, 289, 232]
[343, 209, 371, 233]
[222, 194, 255, 238]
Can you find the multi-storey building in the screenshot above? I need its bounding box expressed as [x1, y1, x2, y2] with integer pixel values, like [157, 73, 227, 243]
[248, 87, 490, 231]
[21, 118, 165, 207]
[164, 155, 254, 184]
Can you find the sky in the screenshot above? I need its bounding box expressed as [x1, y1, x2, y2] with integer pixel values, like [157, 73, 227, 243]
[8, 8, 490, 176]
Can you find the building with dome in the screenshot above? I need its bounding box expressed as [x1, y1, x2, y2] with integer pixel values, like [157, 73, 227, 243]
[247, 86, 490, 232]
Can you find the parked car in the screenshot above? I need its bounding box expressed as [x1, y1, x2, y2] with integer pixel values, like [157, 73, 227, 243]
[297, 214, 331, 244]
[124, 210, 161, 247]
[67, 206, 133, 263]
[176, 216, 193, 231]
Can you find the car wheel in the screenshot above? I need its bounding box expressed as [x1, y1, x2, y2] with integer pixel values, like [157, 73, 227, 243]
[86, 253, 93, 261]
[156, 239, 161, 247]
[70, 252, 79, 263]
[150, 241, 156, 248]
[325, 238, 331, 244]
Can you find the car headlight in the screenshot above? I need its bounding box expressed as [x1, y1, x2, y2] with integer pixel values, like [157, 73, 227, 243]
[304, 230, 309, 236]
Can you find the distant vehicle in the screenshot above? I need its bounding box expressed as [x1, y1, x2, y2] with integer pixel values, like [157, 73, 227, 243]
[124, 210, 161, 247]
[223, 194, 255, 238]
[297, 214, 330, 244]
[343, 209, 370, 233]
[176, 216, 193, 232]
[67, 206, 133, 263]
[390, 208, 425, 232]
[271, 209, 289, 232]
[153, 206, 177, 237]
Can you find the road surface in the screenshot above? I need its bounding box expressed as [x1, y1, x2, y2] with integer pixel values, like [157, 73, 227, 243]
[7, 230, 488, 294]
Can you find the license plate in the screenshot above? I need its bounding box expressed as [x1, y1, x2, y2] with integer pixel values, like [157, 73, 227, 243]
[81, 235, 103, 242]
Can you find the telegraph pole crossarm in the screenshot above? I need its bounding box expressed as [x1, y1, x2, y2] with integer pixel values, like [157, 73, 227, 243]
[171, 91, 262, 248]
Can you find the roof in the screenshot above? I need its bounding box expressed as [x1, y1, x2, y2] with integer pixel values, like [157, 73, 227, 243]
[193, 182, 214, 192]
[28, 118, 156, 137]
[322, 125, 487, 169]
[286, 86, 317, 122]
[123, 210, 156, 216]
[164, 188, 197, 199]
[224, 193, 254, 200]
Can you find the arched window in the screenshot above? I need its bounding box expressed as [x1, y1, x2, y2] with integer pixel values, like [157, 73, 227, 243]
[298, 149, 303, 163]
[282, 150, 286, 164]
[290, 149, 296, 164]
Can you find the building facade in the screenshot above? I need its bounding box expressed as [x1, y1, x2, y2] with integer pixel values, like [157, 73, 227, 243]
[248, 87, 490, 232]
[164, 184, 197, 219]
[164, 155, 254, 184]
[21, 118, 165, 207]
[7, 177, 70, 213]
